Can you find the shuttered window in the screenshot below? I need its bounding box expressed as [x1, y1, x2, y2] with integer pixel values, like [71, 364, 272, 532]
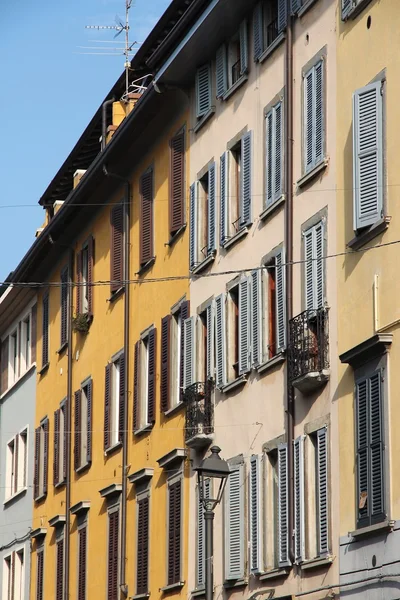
[341, 0, 353, 20]
[249, 455, 262, 573]
[77, 237, 94, 316]
[0, 336, 9, 395]
[189, 163, 216, 273]
[215, 294, 227, 388]
[353, 81, 383, 231]
[160, 315, 171, 413]
[224, 463, 244, 580]
[36, 547, 44, 600]
[42, 293, 49, 368]
[278, 443, 290, 567]
[317, 427, 329, 555]
[265, 101, 283, 206]
[216, 20, 248, 98]
[356, 371, 385, 529]
[238, 279, 250, 375]
[294, 436, 305, 563]
[304, 221, 324, 311]
[205, 303, 214, 380]
[250, 270, 262, 367]
[240, 131, 252, 227]
[196, 64, 212, 119]
[304, 60, 324, 174]
[78, 525, 87, 600]
[220, 152, 229, 246]
[34, 418, 49, 501]
[170, 132, 185, 234]
[56, 536, 64, 600]
[107, 509, 119, 600]
[196, 479, 210, 588]
[253, 0, 286, 61]
[183, 316, 196, 389]
[104, 354, 124, 450]
[110, 203, 124, 294]
[53, 401, 66, 486]
[167, 480, 182, 585]
[60, 266, 69, 347]
[133, 328, 156, 432]
[189, 183, 198, 270]
[136, 496, 150, 594]
[140, 168, 154, 267]
[74, 379, 92, 471]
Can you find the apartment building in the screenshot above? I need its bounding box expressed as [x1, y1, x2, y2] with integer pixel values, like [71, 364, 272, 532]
[0, 286, 36, 600]
[337, 0, 400, 597]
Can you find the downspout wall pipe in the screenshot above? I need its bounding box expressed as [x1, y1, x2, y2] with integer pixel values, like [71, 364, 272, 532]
[102, 98, 115, 151]
[65, 248, 74, 600]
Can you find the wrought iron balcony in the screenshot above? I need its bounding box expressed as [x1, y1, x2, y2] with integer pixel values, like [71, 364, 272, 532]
[288, 307, 330, 393]
[183, 380, 214, 449]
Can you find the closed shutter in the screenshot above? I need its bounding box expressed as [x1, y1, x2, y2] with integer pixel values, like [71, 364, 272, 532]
[317, 427, 329, 555]
[78, 526, 87, 600]
[220, 152, 229, 246]
[189, 183, 198, 270]
[240, 131, 252, 226]
[341, 0, 353, 20]
[147, 328, 156, 424]
[104, 364, 111, 450]
[304, 222, 324, 311]
[34, 426, 40, 499]
[207, 162, 216, 255]
[62, 402, 67, 482]
[206, 303, 215, 380]
[87, 236, 94, 317]
[369, 373, 384, 523]
[43, 418, 49, 496]
[0, 337, 9, 395]
[304, 61, 324, 173]
[216, 45, 227, 98]
[56, 538, 64, 600]
[42, 294, 49, 367]
[278, 443, 290, 567]
[278, 0, 287, 32]
[170, 132, 185, 234]
[266, 103, 283, 207]
[315, 222, 324, 309]
[353, 81, 383, 230]
[239, 20, 248, 74]
[315, 61, 324, 165]
[31, 303, 37, 364]
[160, 315, 171, 412]
[74, 390, 81, 471]
[54, 409, 60, 486]
[294, 436, 305, 563]
[196, 479, 210, 588]
[250, 270, 262, 367]
[168, 480, 182, 585]
[60, 267, 69, 347]
[137, 496, 150, 594]
[253, 3, 264, 61]
[215, 294, 227, 387]
[110, 203, 124, 293]
[249, 455, 262, 573]
[133, 342, 140, 432]
[304, 228, 314, 311]
[36, 549, 44, 600]
[108, 510, 119, 600]
[304, 67, 314, 172]
[180, 301, 190, 401]
[183, 316, 196, 389]
[196, 64, 211, 119]
[76, 250, 82, 313]
[238, 279, 250, 375]
[225, 464, 244, 580]
[275, 249, 286, 351]
[291, 0, 302, 14]
[118, 353, 125, 443]
[86, 379, 93, 464]
[140, 169, 154, 266]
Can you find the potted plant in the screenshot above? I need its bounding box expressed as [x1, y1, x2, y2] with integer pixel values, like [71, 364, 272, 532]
[72, 312, 91, 334]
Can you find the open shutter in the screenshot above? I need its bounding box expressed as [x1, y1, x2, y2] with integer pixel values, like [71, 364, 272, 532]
[251, 270, 262, 366]
[118, 353, 125, 443]
[353, 81, 383, 230]
[240, 131, 252, 226]
[54, 409, 60, 486]
[266, 110, 273, 206]
[315, 222, 324, 309]
[87, 236, 94, 317]
[249, 455, 262, 573]
[60, 267, 69, 346]
[275, 249, 286, 351]
[170, 132, 185, 234]
[160, 315, 171, 412]
[304, 67, 314, 172]
[225, 464, 244, 580]
[31, 304, 37, 364]
[104, 364, 111, 450]
[56, 538, 64, 600]
[76, 250, 82, 313]
[133, 342, 140, 432]
[74, 391, 81, 471]
[207, 162, 216, 255]
[140, 169, 154, 266]
[238, 278, 250, 375]
[206, 303, 215, 380]
[62, 402, 67, 482]
[110, 203, 124, 293]
[78, 526, 87, 600]
[356, 378, 368, 527]
[220, 152, 229, 246]
[183, 316, 196, 389]
[304, 228, 314, 311]
[216, 45, 227, 98]
[196, 479, 210, 588]
[215, 294, 227, 387]
[34, 426, 40, 499]
[239, 20, 248, 74]
[291, 0, 301, 15]
[43, 418, 49, 496]
[180, 301, 189, 400]
[278, 443, 290, 567]
[168, 481, 182, 585]
[0, 337, 9, 395]
[294, 436, 305, 563]
[147, 328, 156, 424]
[189, 183, 198, 270]
[342, 0, 353, 20]
[315, 61, 324, 165]
[137, 497, 150, 594]
[37, 550, 44, 600]
[278, 0, 287, 32]
[274, 102, 283, 200]
[253, 3, 264, 61]
[108, 510, 119, 600]
[42, 294, 49, 367]
[196, 64, 211, 118]
[369, 372, 384, 524]
[317, 427, 329, 555]
[86, 380, 93, 464]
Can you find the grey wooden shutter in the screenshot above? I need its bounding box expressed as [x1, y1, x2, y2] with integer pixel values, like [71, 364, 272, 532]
[216, 45, 227, 98]
[196, 64, 211, 118]
[278, 443, 290, 567]
[207, 162, 216, 254]
[341, 0, 353, 20]
[253, 3, 264, 61]
[315, 61, 324, 165]
[206, 303, 215, 380]
[240, 131, 252, 226]
[249, 455, 262, 573]
[225, 464, 244, 580]
[189, 183, 198, 270]
[274, 102, 283, 201]
[304, 61, 324, 173]
[304, 222, 324, 311]
[291, 0, 301, 15]
[239, 20, 248, 74]
[315, 222, 324, 309]
[294, 436, 305, 563]
[304, 67, 314, 173]
[239, 279, 250, 375]
[266, 102, 283, 207]
[180, 301, 190, 401]
[356, 378, 369, 528]
[317, 427, 329, 556]
[220, 152, 229, 246]
[250, 270, 262, 367]
[278, 0, 287, 32]
[369, 373, 384, 524]
[353, 81, 383, 230]
[196, 479, 210, 588]
[183, 316, 196, 389]
[275, 249, 286, 351]
[215, 294, 227, 387]
[304, 228, 314, 311]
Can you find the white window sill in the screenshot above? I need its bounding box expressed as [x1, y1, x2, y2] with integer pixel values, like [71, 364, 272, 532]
[104, 441, 122, 456]
[191, 253, 215, 275]
[258, 32, 285, 64]
[0, 363, 36, 401]
[259, 195, 285, 222]
[300, 555, 333, 570]
[4, 486, 27, 506]
[350, 519, 394, 539]
[343, 0, 373, 21]
[222, 74, 248, 101]
[164, 402, 184, 417]
[220, 375, 247, 394]
[194, 108, 215, 134]
[132, 593, 150, 600]
[161, 581, 185, 592]
[259, 567, 289, 581]
[134, 423, 153, 437]
[223, 578, 247, 589]
[257, 352, 285, 375]
[222, 227, 249, 251]
[297, 158, 328, 189]
[191, 588, 205, 598]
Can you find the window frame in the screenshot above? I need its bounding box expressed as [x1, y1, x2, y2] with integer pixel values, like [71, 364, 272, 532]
[133, 326, 156, 433]
[169, 129, 186, 237]
[55, 527, 65, 600]
[224, 458, 245, 581]
[34, 417, 49, 502]
[54, 400, 67, 488]
[107, 503, 120, 600]
[75, 378, 92, 472]
[5, 426, 28, 502]
[166, 470, 183, 586]
[77, 517, 88, 600]
[301, 211, 327, 312]
[136, 488, 150, 595]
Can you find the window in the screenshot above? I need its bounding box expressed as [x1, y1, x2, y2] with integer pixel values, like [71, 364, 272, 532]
[253, 0, 287, 60]
[226, 279, 250, 382]
[34, 418, 49, 501]
[36, 547, 44, 600]
[220, 131, 252, 246]
[133, 327, 156, 432]
[140, 168, 154, 268]
[77, 523, 87, 600]
[53, 401, 66, 487]
[1, 304, 36, 394]
[56, 532, 64, 600]
[136, 495, 150, 594]
[42, 294, 49, 368]
[60, 266, 69, 347]
[3, 549, 24, 600]
[21, 316, 31, 373]
[304, 221, 325, 311]
[104, 354, 125, 450]
[169, 131, 185, 235]
[5, 428, 28, 500]
[107, 507, 120, 600]
[9, 329, 18, 385]
[74, 379, 92, 471]
[195, 64, 212, 120]
[216, 21, 248, 98]
[76, 237, 94, 316]
[189, 163, 216, 271]
[341, 0, 370, 20]
[195, 479, 210, 589]
[167, 478, 182, 585]
[160, 301, 189, 412]
[110, 203, 124, 294]
[249, 456, 262, 573]
[265, 101, 283, 207]
[199, 303, 214, 382]
[303, 60, 324, 174]
[353, 80, 384, 231]
[224, 461, 245, 581]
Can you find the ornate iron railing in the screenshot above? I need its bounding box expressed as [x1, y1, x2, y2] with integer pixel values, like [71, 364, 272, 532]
[288, 307, 329, 382]
[184, 380, 214, 443]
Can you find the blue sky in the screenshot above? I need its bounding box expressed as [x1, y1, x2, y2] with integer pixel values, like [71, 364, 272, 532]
[0, 0, 170, 281]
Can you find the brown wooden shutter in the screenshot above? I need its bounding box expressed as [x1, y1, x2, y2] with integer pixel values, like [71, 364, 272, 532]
[160, 315, 171, 413]
[137, 496, 149, 594]
[133, 341, 140, 432]
[78, 526, 87, 600]
[54, 409, 60, 486]
[36, 549, 44, 600]
[31, 304, 37, 364]
[0, 337, 9, 395]
[118, 353, 125, 443]
[56, 538, 64, 600]
[74, 390, 81, 471]
[76, 250, 82, 313]
[180, 301, 189, 401]
[147, 328, 156, 424]
[87, 236, 94, 317]
[34, 426, 40, 499]
[104, 364, 111, 450]
[86, 379, 93, 464]
[111, 204, 124, 293]
[108, 510, 119, 600]
[42, 294, 49, 367]
[170, 132, 185, 234]
[60, 267, 69, 346]
[62, 402, 67, 482]
[43, 418, 49, 495]
[168, 480, 182, 585]
[140, 169, 154, 266]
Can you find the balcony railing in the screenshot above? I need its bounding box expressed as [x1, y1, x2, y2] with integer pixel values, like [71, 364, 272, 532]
[183, 380, 214, 447]
[288, 307, 329, 387]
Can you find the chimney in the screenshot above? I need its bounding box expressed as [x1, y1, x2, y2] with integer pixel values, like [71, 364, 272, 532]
[105, 94, 142, 144]
[53, 200, 64, 215]
[73, 170, 86, 189]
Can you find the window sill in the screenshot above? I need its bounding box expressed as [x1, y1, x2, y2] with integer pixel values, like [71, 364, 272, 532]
[194, 108, 215, 134]
[257, 352, 285, 375]
[191, 589, 205, 598]
[57, 341, 68, 355]
[75, 462, 91, 475]
[258, 32, 285, 64]
[300, 556, 333, 570]
[191, 253, 215, 275]
[3, 486, 27, 506]
[136, 257, 156, 276]
[134, 423, 154, 437]
[164, 402, 184, 417]
[222, 227, 249, 251]
[108, 286, 125, 303]
[104, 441, 122, 456]
[347, 217, 390, 251]
[132, 593, 150, 600]
[259, 195, 285, 222]
[222, 74, 248, 101]
[161, 581, 185, 593]
[223, 579, 247, 590]
[297, 159, 328, 189]
[166, 225, 186, 247]
[0, 363, 36, 401]
[54, 480, 66, 490]
[297, 0, 320, 18]
[220, 375, 247, 394]
[38, 362, 49, 376]
[350, 519, 394, 539]
[34, 492, 47, 504]
[259, 567, 289, 581]
[343, 0, 373, 21]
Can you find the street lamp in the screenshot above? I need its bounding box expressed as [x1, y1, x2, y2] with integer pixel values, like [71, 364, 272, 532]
[195, 446, 230, 600]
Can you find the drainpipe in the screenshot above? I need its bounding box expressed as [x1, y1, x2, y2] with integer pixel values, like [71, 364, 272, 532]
[284, 0, 295, 564]
[102, 98, 115, 151]
[65, 248, 74, 600]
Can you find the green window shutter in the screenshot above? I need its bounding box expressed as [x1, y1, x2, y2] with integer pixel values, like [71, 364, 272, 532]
[189, 183, 198, 271]
[278, 443, 290, 567]
[250, 270, 262, 367]
[207, 162, 216, 254]
[206, 303, 215, 380]
[238, 278, 251, 375]
[216, 45, 227, 98]
[317, 427, 329, 556]
[196, 479, 210, 588]
[220, 152, 229, 246]
[239, 20, 248, 74]
[225, 464, 244, 580]
[253, 3, 264, 61]
[196, 64, 211, 118]
[278, 0, 287, 32]
[294, 436, 305, 563]
[215, 294, 227, 388]
[240, 131, 252, 226]
[183, 316, 196, 389]
[341, 0, 353, 20]
[275, 249, 286, 351]
[353, 81, 383, 230]
[249, 455, 262, 573]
